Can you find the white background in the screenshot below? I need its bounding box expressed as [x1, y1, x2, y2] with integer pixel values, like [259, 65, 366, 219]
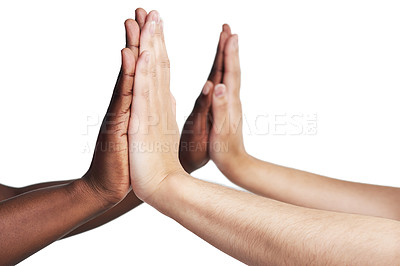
[1, 0, 400, 265]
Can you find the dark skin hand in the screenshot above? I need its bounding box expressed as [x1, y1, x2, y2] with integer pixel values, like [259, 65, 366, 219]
[0, 9, 149, 240]
[179, 24, 233, 174]
[0, 9, 149, 264]
[0, 8, 234, 263]
[0, 9, 236, 237]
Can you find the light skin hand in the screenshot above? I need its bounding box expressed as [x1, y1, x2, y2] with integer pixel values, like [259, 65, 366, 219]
[179, 25, 232, 174]
[208, 33, 247, 175]
[208, 26, 400, 221]
[128, 10, 184, 201]
[126, 11, 400, 265]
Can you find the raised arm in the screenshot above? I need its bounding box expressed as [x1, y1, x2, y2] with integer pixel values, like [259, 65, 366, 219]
[151, 172, 400, 265]
[0, 12, 145, 263]
[179, 24, 232, 174]
[182, 24, 400, 221]
[128, 12, 400, 264]
[0, 10, 151, 244]
[1, 179, 141, 239]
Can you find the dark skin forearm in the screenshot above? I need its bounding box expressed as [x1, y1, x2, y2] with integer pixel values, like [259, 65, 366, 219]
[0, 8, 147, 264]
[0, 9, 150, 243]
[66, 190, 141, 237]
[0, 179, 113, 265]
[1, 181, 142, 239]
[0, 184, 17, 201]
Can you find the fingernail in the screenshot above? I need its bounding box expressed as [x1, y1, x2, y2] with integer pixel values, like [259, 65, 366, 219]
[152, 11, 161, 24]
[202, 81, 211, 95]
[160, 19, 164, 31]
[214, 84, 226, 97]
[150, 21, 156, 36]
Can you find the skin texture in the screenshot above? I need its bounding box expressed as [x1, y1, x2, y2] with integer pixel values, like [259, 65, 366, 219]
[179, 24, 232, 174]
[0, 10, 147, 264]
[175, 10, 400, 222]
[0, 41, 133, 263]
[202, 37, 400, 220]
[130, 11, 400, 265]
[0, 7, 229, 239]
[128, 10, 183, 201]
[0, 7, 229, 253]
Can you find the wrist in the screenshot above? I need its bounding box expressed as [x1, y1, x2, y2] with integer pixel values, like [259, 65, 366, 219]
[145, 169, 190, 213]
[215, 150, 252, 182]
[73, 177, 116, 210]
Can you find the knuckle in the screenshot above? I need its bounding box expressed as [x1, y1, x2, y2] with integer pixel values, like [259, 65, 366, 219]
[225, 69, 241, 76]
[138, 86, 150, 100]
[159, 57, 170, 69]
[215, 100, 228, 109]
[122, 71, 135, 78]
[150, 67, 157, 78]
[212, 66, 224, 75]
[139, 66, 149, 76]
[170, 93, 176, 105]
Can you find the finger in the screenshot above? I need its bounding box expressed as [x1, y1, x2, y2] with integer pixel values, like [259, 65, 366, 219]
[152, 13, 170, 95]
[208, 25, 231, 84]
[170, 93, 176, 117]
[108, 48, 136, 119]
[223, 24, 232, 35]
[145, 10, 160, 23]
[223, 34, 241, 93]
[124, 19, 140, 59]
[129, 50, 150, 136]
[142, 10, 170, 96]
[144, 10, 164, 53]
[195, 25, 230, 119]
[211, 84, 229, 136]
[135, 8, 147, 30]
[139, 12, 157, 55]
[194, 81, 213, 113]
[131, 50, 151, 133]
[132, 50, 151, 100]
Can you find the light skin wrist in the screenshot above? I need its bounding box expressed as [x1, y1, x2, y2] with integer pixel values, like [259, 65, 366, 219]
[144, 170, 191, 215]
[214, 149, 251, 182]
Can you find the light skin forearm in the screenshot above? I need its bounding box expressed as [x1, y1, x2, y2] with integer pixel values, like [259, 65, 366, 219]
[0, 179, 113, 265]
[219, 152, 400, 220]
[148, 173, 400, 265]
[126, 10, 400, 265]
[193, 19, 400, 222]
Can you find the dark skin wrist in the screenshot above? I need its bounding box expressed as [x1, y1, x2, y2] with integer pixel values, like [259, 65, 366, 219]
[69, 178, 115, 210]
[81, 172, 127, 206]
[0, 10, 148, 249]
